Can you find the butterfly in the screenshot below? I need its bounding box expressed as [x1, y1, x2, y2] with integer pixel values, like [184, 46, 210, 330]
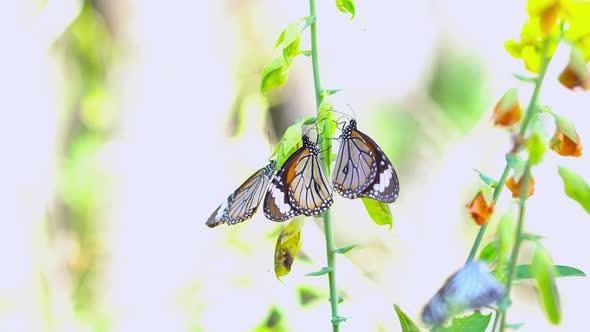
[263, 135, 333, 222]
[207, 160, 276, 228]
[332, 119, 399, 203]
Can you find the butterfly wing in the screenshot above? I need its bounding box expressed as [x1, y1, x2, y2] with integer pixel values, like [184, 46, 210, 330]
[333, 129, 377, 198]
[263, 151, 304, 222]
[287, 147, 333, 217]
[207, 162, 275, 227]
[354, 129, 400, 203]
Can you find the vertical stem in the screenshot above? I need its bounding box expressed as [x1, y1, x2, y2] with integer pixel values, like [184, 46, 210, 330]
[309, 0, 322, 107]
[498, 165, 531, 332]
[465, 39, 552, 263]
[308, 0, 339, 330]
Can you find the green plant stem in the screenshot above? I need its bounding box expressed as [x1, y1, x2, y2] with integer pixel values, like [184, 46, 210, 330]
[465, 39, 552, 263]
[308, 0, 339, 331]
[497, 165, 532, 332]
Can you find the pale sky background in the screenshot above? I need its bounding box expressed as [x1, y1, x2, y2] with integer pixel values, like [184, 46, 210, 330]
[0, 0, 589, 331]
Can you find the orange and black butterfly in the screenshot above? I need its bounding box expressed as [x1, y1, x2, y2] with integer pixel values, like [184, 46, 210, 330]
[263, 135, 333, 222]
[207, 160, 276, 227]
[332, 119, 399, 203]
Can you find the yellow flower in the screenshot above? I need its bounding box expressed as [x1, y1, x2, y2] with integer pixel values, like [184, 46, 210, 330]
[505, 17, 559, 73]
[563, 1, 590, 61]
[527, 0, 562, 36]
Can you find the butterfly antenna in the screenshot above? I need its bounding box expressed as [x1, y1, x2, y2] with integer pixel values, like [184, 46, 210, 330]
[345, 104, 357, 120]
[326, 108, 353, 121]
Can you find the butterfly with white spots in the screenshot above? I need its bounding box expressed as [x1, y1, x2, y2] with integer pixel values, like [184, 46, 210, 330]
[263, 135, 333, 222]
[332, 119, 399, 203]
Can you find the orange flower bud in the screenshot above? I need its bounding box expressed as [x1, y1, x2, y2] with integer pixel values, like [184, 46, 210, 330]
[492, 88, 522, 127]
[467, 192, 494, 225]
[559, 47, 590, 90]
[506, 175, 535, 198]
[550, 129, 583, 157]
[559, 65, 590, 90]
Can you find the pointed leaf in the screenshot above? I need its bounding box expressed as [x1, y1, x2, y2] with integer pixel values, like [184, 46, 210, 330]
[334, 244, 357, 254]
[274, 116, 316, 168]
[362, 198, 393, 230]
[526, 132, 546, 165]
[506, 322, 526, 330]
[320, 89, 342, 97]
[335, 0, 356, 19]
[513, 73, 538, 83]
[300, 15, 316, 32]
[478, 241, 498, 263]
[332, 316, 349, 324]
[557, 166, 590, 214]
[514, 264, 586, 279]
[530, 244, 561, 324]
[475, 170, 498, 187]
[274, 29, 286, 48]
[261, 56, 290, 93]
[299, 50, 312, 57]
[431, 310, 491, 332]
[497, 210, 515, 260]
[305, 266, 332, 277]
[274, 218, 305, 280]
[318, 99, 336, 168]
[394, 304, 421, 332]
[282, 22, 301, 61]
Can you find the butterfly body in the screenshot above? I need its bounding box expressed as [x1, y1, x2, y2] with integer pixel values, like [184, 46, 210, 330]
[207, 160, 276, 227]
[333, 119, 399, 203]
[264, 135, 333, 222]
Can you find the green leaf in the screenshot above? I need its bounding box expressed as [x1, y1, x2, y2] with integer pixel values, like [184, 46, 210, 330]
[335, 0, 356, 19]
[261, 56, 290, 93]
[300, 15, 316, 32]
[318, 99, 336, 168]
[300, 50, 312, 57]
[475, 170, 498, 187]
[514, 264, 586, 279]
[320, 89, 342, 97]
[282, 23, 301, 61]
[555, 116, 578, 143]
[506, 322, 525, 330]
[338, 296, 344, 303]
[506, 154, 526, 182]
[332, 316, 349, 324]
[334, 244, 357, 254]
[497, 211, 515, 261]
[526, 132, 546, 165]
[394, 304, 421, 332]
[274, 116, 316, 168]
[362, 198, 393, 230]
[530, 243, 561, 324]
[513, 73, 538, 83]
[557, 166, 590, 214]
[478, 241, 498, 263]
[274, 218, 305, 280]
[274, 29, 286, 48]
[431, 310, 491, 332]
[480, 185, 494, 206]
[305, 266, 332, 277]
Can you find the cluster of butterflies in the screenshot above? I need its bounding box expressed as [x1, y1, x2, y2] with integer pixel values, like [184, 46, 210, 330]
[207, 119, 400, 227]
